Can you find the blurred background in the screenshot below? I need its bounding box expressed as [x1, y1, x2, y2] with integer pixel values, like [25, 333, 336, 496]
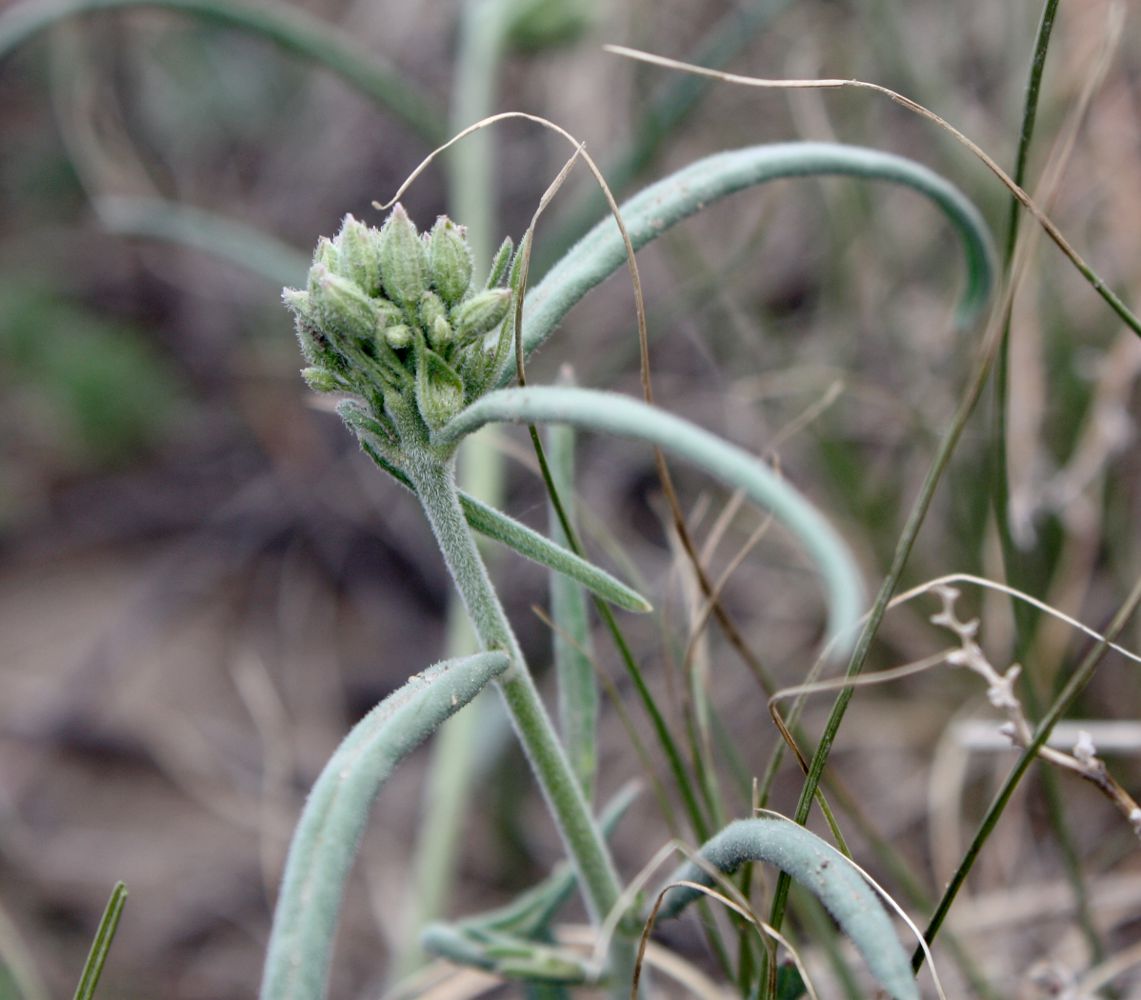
[1, 0, 1139, 996]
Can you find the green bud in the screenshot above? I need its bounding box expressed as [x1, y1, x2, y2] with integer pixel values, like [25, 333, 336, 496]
[311, 266, 382, 341]
[384, 324, 413, 349]
[452, 288, 512, 342]
[414, 335, 466, 430]
[420, 290, 448, 330]
[282, 287, 315, 323]
[428, 216, 473, 305]
[335, 214, 381, 295]
[301, 366, 341, 393]
[429, 314, 453, 349]
[484, 236, 514, 289]
[377, 203, 428, 307]
[293, 316, 332, 368]
[375, 298, 403, 329]
[285, 289, 341, 369]
[312, 236, 338, 274]
[509, 229, 531, 294]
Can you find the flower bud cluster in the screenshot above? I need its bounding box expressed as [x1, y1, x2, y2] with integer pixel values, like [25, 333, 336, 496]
[283, 205, 517, 441]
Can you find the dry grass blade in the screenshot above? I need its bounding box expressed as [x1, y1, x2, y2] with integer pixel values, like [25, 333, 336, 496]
[604, 13, 1141, 341]
[636, 878, 818, 1000]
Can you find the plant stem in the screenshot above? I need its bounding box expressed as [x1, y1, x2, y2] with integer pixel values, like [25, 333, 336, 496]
[990, 0, 1107, 967]
[401, 448, 628, 955]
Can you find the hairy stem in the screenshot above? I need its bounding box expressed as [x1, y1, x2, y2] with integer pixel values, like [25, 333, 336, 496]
[401, 448, 629, 967]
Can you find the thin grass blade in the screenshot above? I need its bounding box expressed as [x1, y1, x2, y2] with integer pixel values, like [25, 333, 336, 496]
[546, 415, 599, 799]
[72, 881, 127, 1000]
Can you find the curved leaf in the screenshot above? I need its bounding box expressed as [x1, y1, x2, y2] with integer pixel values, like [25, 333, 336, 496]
[0, 0, 445, 143]
[658, 816, 918, 1000]
[504, 141, 996, 387]
[260, 651, 510, 1000]
[435, 386, 864, 654]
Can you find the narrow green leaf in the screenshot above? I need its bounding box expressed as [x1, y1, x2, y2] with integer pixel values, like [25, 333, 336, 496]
[73, 881, 128, 1000]
[0, 0, 445, 143]
[435, 386, 864, 655]
[505, 141, 996, 388]
[260, 651, 510, 1000]
[546, 415, 599, 800]
[357, 440, 651, 613]
[657, 817, 918, 1000]
[420, 925, 598, 985]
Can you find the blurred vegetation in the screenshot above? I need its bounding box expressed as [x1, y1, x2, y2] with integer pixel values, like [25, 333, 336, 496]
[0, 0, 1137, 997]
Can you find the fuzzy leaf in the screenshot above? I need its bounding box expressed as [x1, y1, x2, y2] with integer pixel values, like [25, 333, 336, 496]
[657, 816, 919, 1000]
[460, 493, 651, 613]
[259, 651, 510, 1000]
[435, 386, 863, 653]
[506, 142, 997, 389]
[414, 336, 466, 429]
[354, 439, 651, 613]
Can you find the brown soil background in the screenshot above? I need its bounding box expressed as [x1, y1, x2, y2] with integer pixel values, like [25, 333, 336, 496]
[1, 1, 1139, 997]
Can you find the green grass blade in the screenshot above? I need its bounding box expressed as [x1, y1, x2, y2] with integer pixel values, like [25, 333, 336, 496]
[72, 881, 128, 1000]
[508, 141, 996, 388]
[0, 0, 446, 143]
[989, 0, 1107, 968]
[657, 817, 918, 1000]
[546, 417, 599, 800]
[260, 651, 510, 1000]
[436, 386, 865, 655]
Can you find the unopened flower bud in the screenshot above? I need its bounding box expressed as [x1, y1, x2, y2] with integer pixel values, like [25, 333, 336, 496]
[312, 236, 338, 274]
[335, 214, 381, 296]
[282, 287, 315, 323]
[452, 288, 512, 342]
[311, 266, 382, 341]
[420, 290, 448, 330]
[375, 298, 403, 329]
[384, 324, 413, 349]
[429, 314, 453, 349]
[377, 203, 428, 307]
[301, 366, 341, 393]
[484, 236, 514, 289]
[428, 216, 472, 305]
[414, 338, 466, 429]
